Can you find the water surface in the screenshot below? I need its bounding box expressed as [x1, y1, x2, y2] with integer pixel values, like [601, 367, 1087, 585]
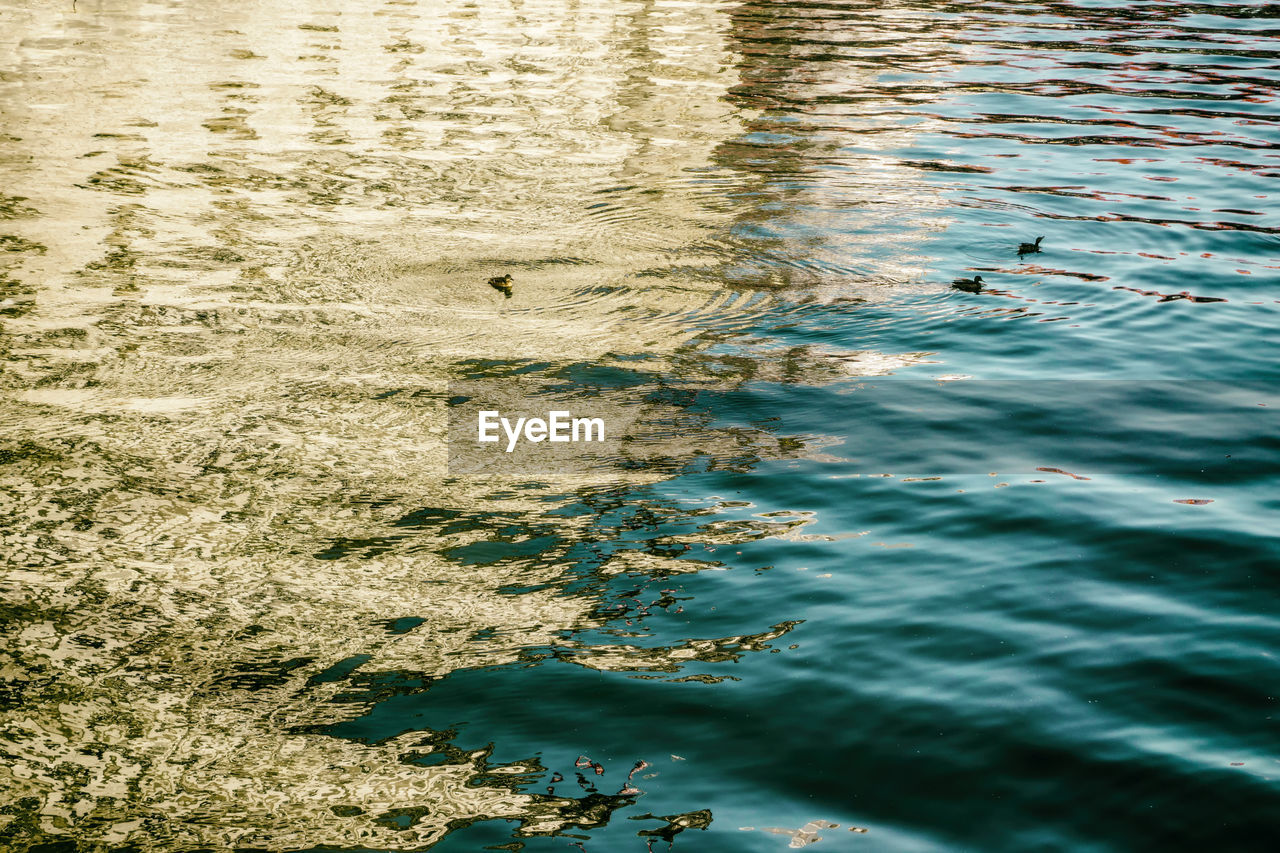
[1, 0, 1277, 850]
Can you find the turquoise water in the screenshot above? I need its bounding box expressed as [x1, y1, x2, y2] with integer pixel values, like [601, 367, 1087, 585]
[2, 0, 1277, 850]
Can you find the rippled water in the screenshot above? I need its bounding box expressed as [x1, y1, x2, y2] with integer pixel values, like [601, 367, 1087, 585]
[1, 0, 1277, 850]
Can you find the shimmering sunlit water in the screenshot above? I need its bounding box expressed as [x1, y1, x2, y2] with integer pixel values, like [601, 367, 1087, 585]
[1, 0, 1277, 851]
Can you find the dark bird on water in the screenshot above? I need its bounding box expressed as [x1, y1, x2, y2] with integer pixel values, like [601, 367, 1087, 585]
[951, 275, 984, 293]
[488, 273, 513, 298]
[1018, 236, 1044, 255]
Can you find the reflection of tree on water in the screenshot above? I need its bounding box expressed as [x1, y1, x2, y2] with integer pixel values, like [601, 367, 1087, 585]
[0, 356, 813, 851]
[0, 303, 910, 851]
[254, 462, 808, 844]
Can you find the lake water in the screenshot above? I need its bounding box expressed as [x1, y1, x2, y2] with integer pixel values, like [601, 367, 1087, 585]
[1, 0, 1277, 850]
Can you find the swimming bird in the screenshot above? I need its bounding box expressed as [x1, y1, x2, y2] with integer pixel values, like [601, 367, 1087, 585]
[487, 273, 513, 298]
[951, 275, 984, 293]
[1018, 236, 1044, 255]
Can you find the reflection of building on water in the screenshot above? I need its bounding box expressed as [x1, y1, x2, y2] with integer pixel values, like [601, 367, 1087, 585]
[0, 0, 936, 849]
[709, 0, 956, 295]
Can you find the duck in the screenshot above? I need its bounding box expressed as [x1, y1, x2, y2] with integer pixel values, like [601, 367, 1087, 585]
[1017, 236, 1044, 255]
[951, 275, 984, 293]
[487, 273, 513, 298]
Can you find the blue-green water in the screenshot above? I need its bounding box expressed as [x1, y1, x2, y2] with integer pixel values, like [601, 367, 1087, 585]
[1, 0, 1277, 851]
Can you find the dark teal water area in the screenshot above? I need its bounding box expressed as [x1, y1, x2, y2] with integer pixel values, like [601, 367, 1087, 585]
[318, 2, 1279, 851]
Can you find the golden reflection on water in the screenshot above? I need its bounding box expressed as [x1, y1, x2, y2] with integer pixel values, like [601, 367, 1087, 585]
[0, 0, 945, 847]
